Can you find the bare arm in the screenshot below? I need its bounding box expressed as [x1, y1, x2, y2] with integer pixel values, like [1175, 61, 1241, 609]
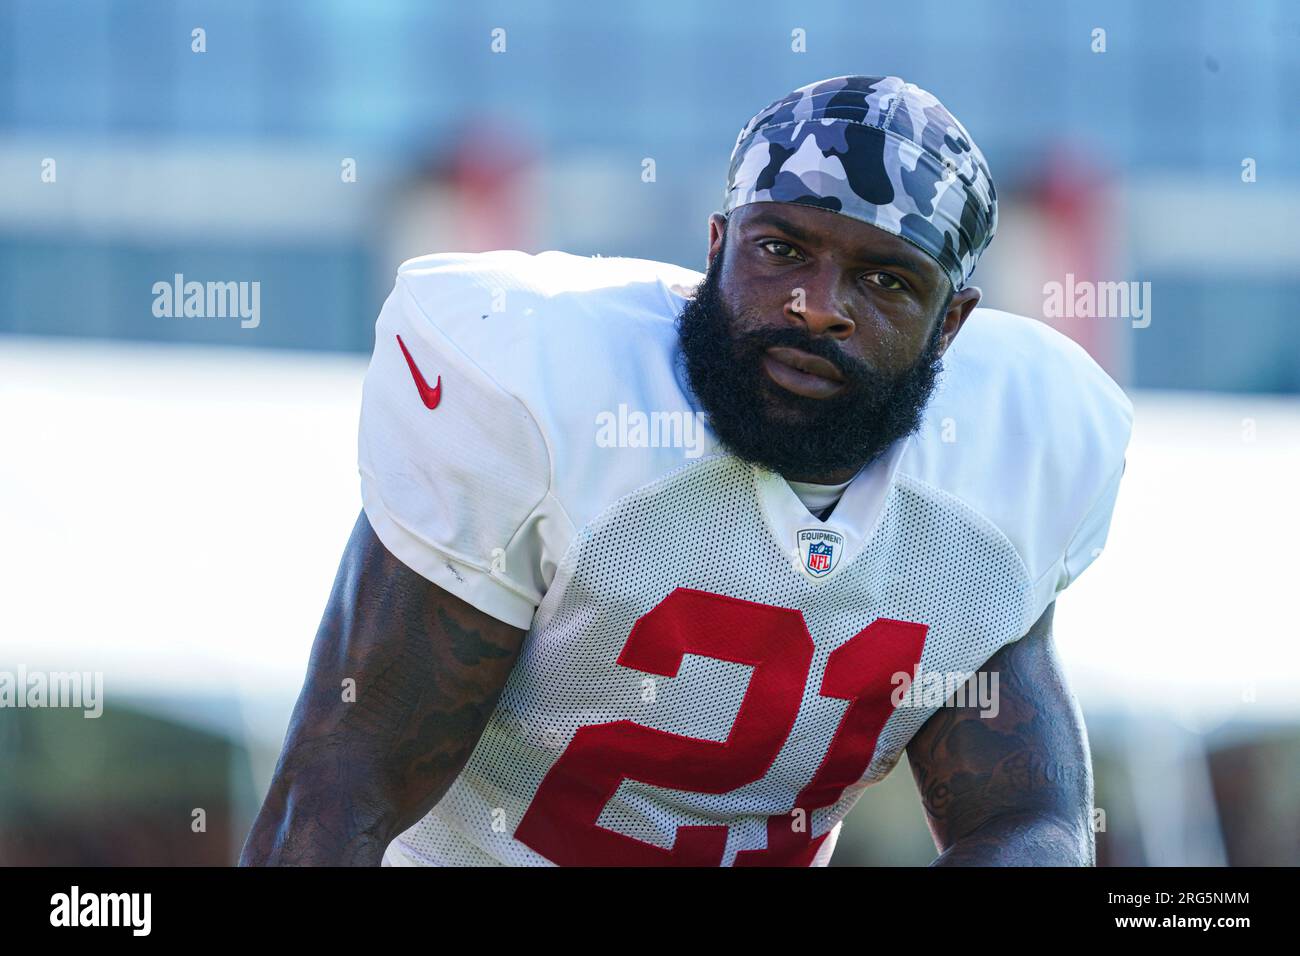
[239, 510, 528, 866]
[905, 601, 1095, 866]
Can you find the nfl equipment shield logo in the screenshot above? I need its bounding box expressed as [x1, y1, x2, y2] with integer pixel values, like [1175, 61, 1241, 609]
[796, 529, 845, 579]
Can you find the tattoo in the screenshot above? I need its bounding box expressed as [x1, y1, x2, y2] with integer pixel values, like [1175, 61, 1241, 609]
[239, 511, 527, 866]
[905, 602, 1095, 865]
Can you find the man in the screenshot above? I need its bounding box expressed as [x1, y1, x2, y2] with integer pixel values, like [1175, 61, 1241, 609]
[242, 75, 1132, 866]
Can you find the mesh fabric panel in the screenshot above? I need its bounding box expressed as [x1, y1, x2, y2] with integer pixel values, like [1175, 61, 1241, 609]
[387, 456, 1034, 866]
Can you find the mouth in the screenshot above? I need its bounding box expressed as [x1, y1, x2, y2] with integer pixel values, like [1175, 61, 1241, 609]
[761, 346, 847, 399]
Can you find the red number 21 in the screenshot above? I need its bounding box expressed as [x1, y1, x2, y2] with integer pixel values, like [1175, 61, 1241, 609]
[514, 587, 928, 866]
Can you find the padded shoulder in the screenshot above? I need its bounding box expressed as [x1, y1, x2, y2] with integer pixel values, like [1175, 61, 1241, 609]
[900, 307, 1134, 624]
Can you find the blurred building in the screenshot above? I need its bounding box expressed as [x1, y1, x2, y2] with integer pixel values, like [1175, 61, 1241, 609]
[1, 0, 1298, 390]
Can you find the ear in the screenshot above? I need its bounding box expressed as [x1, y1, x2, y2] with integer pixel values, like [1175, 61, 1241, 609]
[707, 212, 729, 268]
[937, 285, 982, 356]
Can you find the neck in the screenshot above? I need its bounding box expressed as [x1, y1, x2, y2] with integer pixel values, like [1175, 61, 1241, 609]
[782, 466, 860, 485]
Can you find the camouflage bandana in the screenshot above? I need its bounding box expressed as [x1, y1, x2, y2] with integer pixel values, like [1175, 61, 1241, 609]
[723, 75, 998, 291]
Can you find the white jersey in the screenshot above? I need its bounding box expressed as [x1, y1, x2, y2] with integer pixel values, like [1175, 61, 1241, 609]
[358, 249, 1133, 867]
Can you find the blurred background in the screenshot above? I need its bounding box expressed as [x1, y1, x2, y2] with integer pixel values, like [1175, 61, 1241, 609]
[1, 0, 1297, 866]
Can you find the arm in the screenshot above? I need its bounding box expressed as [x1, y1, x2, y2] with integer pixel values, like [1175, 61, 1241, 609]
[239, 510, 529, 866]
[905, 601, 1096, 866]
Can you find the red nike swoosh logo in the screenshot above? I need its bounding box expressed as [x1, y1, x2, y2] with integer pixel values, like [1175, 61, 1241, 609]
[395, 334, 441, 409]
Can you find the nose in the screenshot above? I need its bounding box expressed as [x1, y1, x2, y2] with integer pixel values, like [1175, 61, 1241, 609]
[785, 267, 855, 339]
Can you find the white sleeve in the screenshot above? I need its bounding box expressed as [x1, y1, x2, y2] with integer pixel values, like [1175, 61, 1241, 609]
[1059, 455, 1127, 590]
[357, 271, 555, 630]
[1004, 315, 1134, 629]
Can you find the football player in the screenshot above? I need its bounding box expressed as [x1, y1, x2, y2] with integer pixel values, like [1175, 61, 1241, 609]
[242, 75, 1132, 866]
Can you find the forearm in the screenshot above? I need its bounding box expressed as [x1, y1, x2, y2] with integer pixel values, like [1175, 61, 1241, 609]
[914, 745, 1096, 867]
[929, 810, 1093, 866]
[907, 603, 1100, 868]
[239, 621, 504, 867]
[239, 511, 528, 866]
[239, 733, 405, 866]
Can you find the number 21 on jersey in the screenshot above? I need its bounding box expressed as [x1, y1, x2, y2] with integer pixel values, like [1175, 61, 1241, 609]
[515, 587, 928, 866]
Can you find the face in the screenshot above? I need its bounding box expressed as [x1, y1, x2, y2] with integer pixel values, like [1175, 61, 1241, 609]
[677, 201, 981, 483]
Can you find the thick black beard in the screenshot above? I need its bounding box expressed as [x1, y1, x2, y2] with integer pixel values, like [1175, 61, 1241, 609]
[676, 241, 948, 481]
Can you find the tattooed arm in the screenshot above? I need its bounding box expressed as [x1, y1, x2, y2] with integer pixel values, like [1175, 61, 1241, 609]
[239, 510, 528, 866]
[905, 602, 1096, 866]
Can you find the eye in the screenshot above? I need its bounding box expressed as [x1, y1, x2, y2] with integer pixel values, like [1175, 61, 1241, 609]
[759, 239, 802, 260]
[863, 271, 908, 291]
